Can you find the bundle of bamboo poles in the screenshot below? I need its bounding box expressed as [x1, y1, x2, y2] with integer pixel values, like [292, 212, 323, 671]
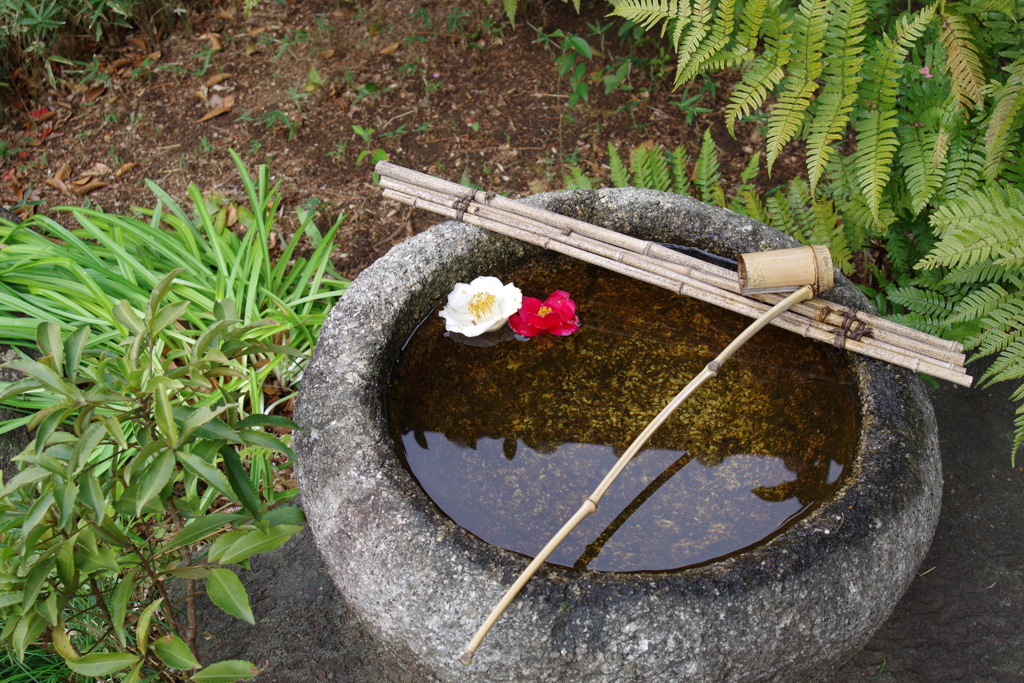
[375, 161, 972, 387]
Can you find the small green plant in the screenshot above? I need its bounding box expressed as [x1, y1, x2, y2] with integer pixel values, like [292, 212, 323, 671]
[258, 110, 300, 139]
[352, 125, 375, 144]
[534, 28, 593, 109]
[196, 136, 216, 155]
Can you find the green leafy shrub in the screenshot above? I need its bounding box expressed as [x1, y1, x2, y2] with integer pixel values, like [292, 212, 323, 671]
[0, 0, 186, 89]
[573, 133, 861, 274]
[0, 153, 350, 680]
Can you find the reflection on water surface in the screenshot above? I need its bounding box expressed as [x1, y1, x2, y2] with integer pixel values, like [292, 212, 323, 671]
[389, 255, 860, 572]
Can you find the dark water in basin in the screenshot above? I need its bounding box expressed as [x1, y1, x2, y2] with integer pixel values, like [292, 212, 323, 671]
[388, 255, 860, 572]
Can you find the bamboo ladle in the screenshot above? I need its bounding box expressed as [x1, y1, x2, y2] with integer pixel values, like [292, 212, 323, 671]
[458, 244, 835, 665]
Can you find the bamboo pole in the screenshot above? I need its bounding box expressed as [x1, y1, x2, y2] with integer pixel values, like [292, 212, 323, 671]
[375, 162, 966, 361]
[457, 285, 817, 665]
[381, 186, 973, 387]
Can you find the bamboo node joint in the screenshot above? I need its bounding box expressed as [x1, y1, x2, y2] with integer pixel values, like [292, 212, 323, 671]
[452, 192, 474, 222]
[832, 311, 870, 349]
[707, 360, 721, 374]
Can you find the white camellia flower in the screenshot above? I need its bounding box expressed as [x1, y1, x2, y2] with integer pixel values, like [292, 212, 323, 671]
[439, 276, 523, 337]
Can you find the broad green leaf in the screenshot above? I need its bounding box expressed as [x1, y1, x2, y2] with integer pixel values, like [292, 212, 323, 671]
[23, 490, 55, 540]
[220, 445, 261, 521]
[178, 405, 229, 443]
[4, 359, 75, 398]
[145, 268, 187, 321]
[239, 430, 294, 459]
[123, 660, 145, 683]
[55, 481, 78, 528]
[66, 652, 140, 677]
[161, 513, 241, 553]
[135, 449, 176, 516]
[178, 452, 235, 500]
[110, 566, 140, 647]
[0, 377, 40, 404]
[56, 538, 76, 587]
[69, 421, 107, 477]
[21, 559, 54, 611]
[206, 568, 255, 624]
[264, 505, 305, 526]
[63, 325, 91, 381]
[113, 482, 167, 517]
[235, 414, 298, 430]
[74, 545, 119, 575]
[79, 470, 106, 522]
[33, 407, 74, 460]
[104, 416, 129, 449]
[191, 659, 260, 682]
[0, 465, 49, 497]
[113, 299, 145, 334]
[216, 525, 302, 565]
[207, 530, 248, 563]
[152, 632, 201, 670]
[183, 414, 245, 444]
[154, 385, 178, 447]
[35, 322, 64, 376]
[12, 610, 48, 663]
[136, 597, 162, 656]
[38, 592, 59, 626]
[150, 300, 190, 336]
[0, 591, 23, 608]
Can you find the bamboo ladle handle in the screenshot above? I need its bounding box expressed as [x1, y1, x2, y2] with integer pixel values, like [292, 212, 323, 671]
[459, 262, 826, 665]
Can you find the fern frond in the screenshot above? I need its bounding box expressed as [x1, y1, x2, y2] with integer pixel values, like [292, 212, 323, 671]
[983, 57, 1024, 181]
[979, 338, 1024, 383]
[899, 124, 946, 215]
[940, 11, 986, 110]
[884, 311, 952, 336]
[676, 0, 736, 85]
[610, 0, 688, 33]
[887, 284, 958, 316]
[637, 144, 673, 191]
[673, 0, 712, 83]
[736, 0, 770, 50]
[940, 261, 1020, 284]
[725, 16, 794, 135]
[972, 301, 1024, 356]
[805, 0, 866, 191]
[695, 128, 724, 205]
[927, 182, 1024, 238]
[936, 128, 985, 202]
[853, 5, 937, 222]
[764, 0, 830, 172]
[564, 166, 595, 190]
[946, 282, 1016, 323]
[609, 143, 631, 187]
[671, 145, 691, 195]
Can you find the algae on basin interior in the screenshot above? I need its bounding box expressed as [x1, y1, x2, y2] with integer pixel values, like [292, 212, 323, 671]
[389, 254, 860, 572]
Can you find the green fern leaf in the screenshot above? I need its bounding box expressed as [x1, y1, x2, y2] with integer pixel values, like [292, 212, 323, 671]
[764, 0, 828, 173]
[695, 128, 723, 204]
[805, 0, 867, 191]
[983, 57, 1024, 182]
[936, 128, 985, 203]
[918, 183, 1024, 272]
[899, 124, 945, 215]
[610, 0, 689, 33]
[888, 284, 958, 317]
[940, 11, 986, 110]
[736, 0, 770, 50]
[676, 0, 736, 85]
[609, 143, 631, 187]
[671, 146, 691, 195]
[980, 338, 1024, 383]
[673, 0, 712, 86]
[853, 5, 936, 223]
[725, 15, 794, 135]
[564, 166, 595, 190]
[947, 282, 1016, 323]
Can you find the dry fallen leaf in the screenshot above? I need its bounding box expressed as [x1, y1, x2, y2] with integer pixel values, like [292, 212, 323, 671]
[145, 50, 162, 63]
[84, 85, 105, 102]
[114, 162, 137, 179]
[200, 33, 223, 51]
[54, 162, 71, 181]
[87, 162, 113, 176]
[244, 41, 261, 56]
[128, 38, 149, 52]
[206, 73, 233, 87]
[215, 9, 234, 20]
[73, 179, 108, 196]
[379, 42, 400, 55]
[44, 178, 69, 193]
[197, 105, 232, 122]
[226, 204, 238, 227]
[33, 110, 56, 124]
[320, 49, 335, 58]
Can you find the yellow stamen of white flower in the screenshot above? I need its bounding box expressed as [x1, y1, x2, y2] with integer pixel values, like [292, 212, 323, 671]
[468, 292, 498, 322]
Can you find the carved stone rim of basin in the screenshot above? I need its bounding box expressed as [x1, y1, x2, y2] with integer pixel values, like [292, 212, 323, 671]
[294, 188, 941, 683]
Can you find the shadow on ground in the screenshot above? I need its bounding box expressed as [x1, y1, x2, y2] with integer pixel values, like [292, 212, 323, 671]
[196, 362, 1024, 682]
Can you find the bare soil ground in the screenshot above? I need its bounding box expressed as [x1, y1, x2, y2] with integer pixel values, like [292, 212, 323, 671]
[1, 0, 801, 280]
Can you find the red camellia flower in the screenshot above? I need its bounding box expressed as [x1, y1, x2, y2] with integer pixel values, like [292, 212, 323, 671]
[508, 290, 580, 337]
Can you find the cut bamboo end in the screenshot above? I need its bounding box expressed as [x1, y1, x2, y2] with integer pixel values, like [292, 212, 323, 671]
[738, 245, 833, 295]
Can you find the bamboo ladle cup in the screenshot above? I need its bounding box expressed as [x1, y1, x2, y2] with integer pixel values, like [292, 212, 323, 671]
[457, 245, 835, 666]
